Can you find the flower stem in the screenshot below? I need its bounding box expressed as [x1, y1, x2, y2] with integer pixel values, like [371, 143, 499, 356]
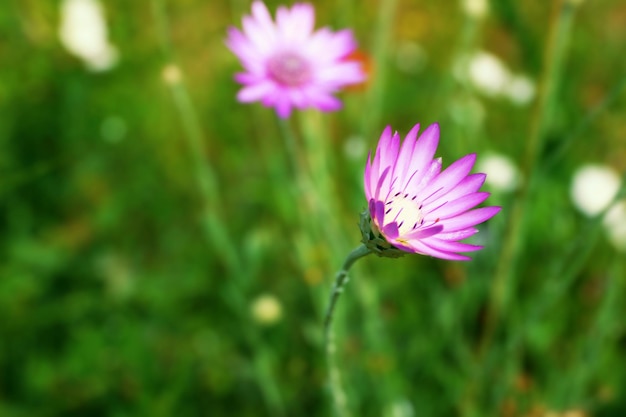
[324, 244, 372, 417]
[151, 0, 242, 277]
[543, 74, 626, 170]
[360, 0, 397, 138]
[324, 244, 372, 335]
[151, 2, 285, 415]
[277, 117, 305, 178]
[481, 0, 577, 354]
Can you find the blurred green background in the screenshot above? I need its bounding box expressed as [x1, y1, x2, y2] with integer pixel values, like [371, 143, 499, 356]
[2, 0, 626, 416]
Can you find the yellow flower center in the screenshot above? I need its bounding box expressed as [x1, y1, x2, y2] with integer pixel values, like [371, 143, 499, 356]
[384, 192, 424, 236]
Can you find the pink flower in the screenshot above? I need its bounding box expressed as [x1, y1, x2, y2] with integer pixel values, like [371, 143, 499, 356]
[226, 1, 366, 118]
[364, 123, 501, 261]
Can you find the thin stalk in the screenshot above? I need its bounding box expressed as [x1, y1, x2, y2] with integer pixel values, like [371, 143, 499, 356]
[552, 259, 623, 407]
[277, 118, 306, 177]
[481, 0, 577, 353]
[433, 8, 483, 156]
[151, 0, 241, 277]
[544, 74, 626, 170]
[298, 111, 349, 257]
[324, 244, 373, 417]
[300, 109, 408, 412]
[360, 0, 397, 138]
[151, 2, 284, 415]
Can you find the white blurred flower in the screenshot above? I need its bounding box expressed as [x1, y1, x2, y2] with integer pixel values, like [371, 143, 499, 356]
[461, 0, 489, 19]
[476, 153, 520, 192]
[251, 294, 282, 325]
[603, 200, 626, 252]
[162, 64, 182, 85]
[505, 75, 536, 106]
[467, 51, 511, 97]
[343, 135, 367, 160]
[59, 0, 118, 71]
[570, 164, 621, 217]
[465, 51, 536, 106]
[385, 398, 414, 417]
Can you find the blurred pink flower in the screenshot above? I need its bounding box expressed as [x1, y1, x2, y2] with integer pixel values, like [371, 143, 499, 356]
[226, 1, 366, 118]
[364, 123, 501, 260]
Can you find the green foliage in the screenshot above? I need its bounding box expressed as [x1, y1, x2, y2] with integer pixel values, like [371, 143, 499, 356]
[1, 1, 626, 416]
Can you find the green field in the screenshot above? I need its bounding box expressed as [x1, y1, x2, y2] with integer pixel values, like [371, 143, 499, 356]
[2, 0, 626, 416]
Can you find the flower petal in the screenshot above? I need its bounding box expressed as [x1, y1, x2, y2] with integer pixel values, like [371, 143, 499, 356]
[406, 240, 472, 261]
[402, 123, 440, 190]
[374, 166, 392, 200]
[228, 2, 365, 118]
[421, 238, 484, 253]
[436, 227, 478, 241]
[419, 153, 477, 203]
[379, 128, 400, 170]
[370, 126, 391, 185]
[424, 192, 490, 220]
[382, 222, 400, 240]
[362, 122, 500, 259]
[401, 224, 444, 240]
[236, 81, 276, 102]
[438, 206, 501, 232]
[391, 124, 418, 190]
[425, 173, 487, 208]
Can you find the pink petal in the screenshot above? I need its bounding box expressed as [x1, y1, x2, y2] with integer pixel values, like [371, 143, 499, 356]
[436, 227, 479, 241]
[372, 199, 386, 226]
[424, 192, 490, 220]
[419, 153, 477, 204]
[364, 152, 373, 200]
[425, 173, 486, 208]
[316, 62, 366, 87]
[406, 158, 442, 193]
[236, 81, 276, 102]
[374, 166, 391, 200]
[225, 28, 257, 62]
[251, 1, 276, 36]
[421, 238, 484, 253]
[401, 224, 444, 240]
[274, 94, 293, 118]
[381, 132, 400, 172]
[324, 29, 358, 60]
[277, 3, 314, 43]
[403, 123, 440, 190]
[287, 88, 308, 108]
[392, 123, 419, 190]
[382, 222, 400, 240]
[370, 126, 392, 183]
[438, 206, 501, 232]
[407, 240, 472, 261]
[242, 15, 275, 54]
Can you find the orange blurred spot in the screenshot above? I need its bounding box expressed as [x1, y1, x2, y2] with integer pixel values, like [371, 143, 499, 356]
[344, 49, 373, 92]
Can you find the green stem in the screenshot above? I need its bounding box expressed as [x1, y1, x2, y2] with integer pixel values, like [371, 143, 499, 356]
[324, 244, 372, 335]
[360, 0, 397, 138]
[544, 74, 626, 170]
[151, 0, 242, 277]
[152, 2, 285, 414]
[324, 244, 372, 417]
[481, 0, 576, 353]
[277, 117, 305, 179]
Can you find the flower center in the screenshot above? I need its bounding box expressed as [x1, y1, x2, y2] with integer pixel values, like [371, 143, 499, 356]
[267, 51, 312, 86]
[384, 192, 424, 235]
